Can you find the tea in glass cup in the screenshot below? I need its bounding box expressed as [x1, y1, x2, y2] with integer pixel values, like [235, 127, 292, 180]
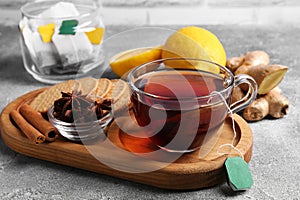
[128, 58, 257, 153]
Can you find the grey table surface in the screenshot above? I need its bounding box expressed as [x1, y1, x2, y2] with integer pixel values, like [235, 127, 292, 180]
[0, 24, 300, 200]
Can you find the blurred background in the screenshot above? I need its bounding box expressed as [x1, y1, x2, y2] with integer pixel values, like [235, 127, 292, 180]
[0, 0, 299, 26]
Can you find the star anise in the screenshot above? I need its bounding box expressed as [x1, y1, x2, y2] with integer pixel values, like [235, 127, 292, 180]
[53, 90, 112, 123]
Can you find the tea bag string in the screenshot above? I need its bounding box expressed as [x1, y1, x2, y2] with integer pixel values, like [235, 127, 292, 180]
[230, 87, 251, 110]
[210, 91, 244, 160]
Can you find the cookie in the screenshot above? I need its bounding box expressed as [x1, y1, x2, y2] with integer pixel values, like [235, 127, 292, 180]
[29, 79, 78, 113]
[104, 79, 131, 112]
[95, 78, 112, 98]
[75, 77, 98, 95]
[30, 78, 128, 114]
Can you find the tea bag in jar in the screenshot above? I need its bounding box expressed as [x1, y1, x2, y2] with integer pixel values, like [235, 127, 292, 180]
[38, 2, 79, 18]
[19, 19, 59, 73]
[40, 2, 93, 68]
[19, 0, 105, 82]
[52, 32, 93, 68]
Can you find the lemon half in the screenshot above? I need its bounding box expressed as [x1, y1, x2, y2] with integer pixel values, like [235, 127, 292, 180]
[109, 46, 162, 78]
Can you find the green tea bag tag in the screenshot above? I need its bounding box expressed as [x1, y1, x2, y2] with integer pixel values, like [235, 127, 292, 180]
[211, 91, 253, 191]
[225, 157, 253, 191]
[59, 19, 78, 35]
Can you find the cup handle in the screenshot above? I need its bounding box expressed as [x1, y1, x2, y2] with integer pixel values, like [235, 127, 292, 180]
[230, 74, 258, 113]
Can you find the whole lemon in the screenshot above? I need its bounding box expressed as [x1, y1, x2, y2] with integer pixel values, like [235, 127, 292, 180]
[162, 26, 226, 73]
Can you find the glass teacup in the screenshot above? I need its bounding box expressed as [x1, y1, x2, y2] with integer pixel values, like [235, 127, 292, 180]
[128, 58, 257, 153]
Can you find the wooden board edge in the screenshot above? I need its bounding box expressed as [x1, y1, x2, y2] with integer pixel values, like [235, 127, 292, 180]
[0, 88, 254, 190]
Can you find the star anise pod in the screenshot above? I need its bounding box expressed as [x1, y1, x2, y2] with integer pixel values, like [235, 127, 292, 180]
[53, 90, 112, 123]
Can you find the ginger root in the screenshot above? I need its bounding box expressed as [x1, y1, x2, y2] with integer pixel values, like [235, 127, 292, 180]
[243, 87, 289, 121]
[264, 87, 289, 118]
[226, 50, 270, 74]
[234, 51, 270, 74]
[230, 86, 245, 105]
[243, 64, 288, 95]
[226, 50, 289, 121]
[227, 50, 288, 95]
[226, 56, 244, 73]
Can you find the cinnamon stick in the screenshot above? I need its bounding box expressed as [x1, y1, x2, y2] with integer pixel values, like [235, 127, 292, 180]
[10, 110, 45, 144]
[19, 103, 59, 142]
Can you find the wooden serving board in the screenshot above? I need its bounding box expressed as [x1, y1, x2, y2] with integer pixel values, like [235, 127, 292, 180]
[0, 89, 253, 190]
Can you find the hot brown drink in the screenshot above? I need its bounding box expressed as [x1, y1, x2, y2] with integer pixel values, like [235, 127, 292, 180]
[131, 70, 229, 152]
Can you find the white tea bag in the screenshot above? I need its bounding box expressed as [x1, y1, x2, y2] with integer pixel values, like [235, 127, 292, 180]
[52, 32, 93, 66]
[22, 25, 58, 68]
[41, 2, 93, 67]
[38, 2, 80, 18]
[21, 25, 36, 59]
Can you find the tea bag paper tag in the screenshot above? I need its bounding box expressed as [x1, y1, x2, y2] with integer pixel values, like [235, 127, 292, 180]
[225, 157, 253, 191]
[59, 20, 78, 35]
[38, 23, 55, 43]
[85, 28, 105, 44]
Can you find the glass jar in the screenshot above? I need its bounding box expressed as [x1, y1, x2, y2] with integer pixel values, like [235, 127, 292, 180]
[19, 0, 105, 84]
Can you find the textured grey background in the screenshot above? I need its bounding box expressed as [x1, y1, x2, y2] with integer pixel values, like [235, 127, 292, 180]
[1, 0, 300, 198]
